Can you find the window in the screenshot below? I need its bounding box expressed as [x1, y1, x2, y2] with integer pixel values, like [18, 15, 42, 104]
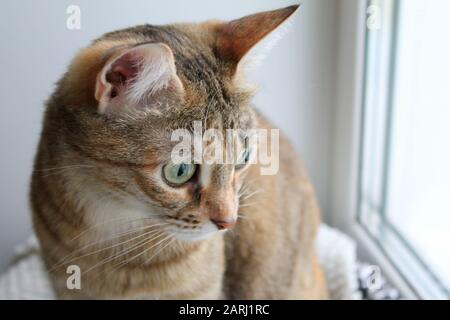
[358, 0, 450, 299]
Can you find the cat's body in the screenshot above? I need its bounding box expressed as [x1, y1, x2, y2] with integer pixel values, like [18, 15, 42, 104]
[31, 6, 327, 299]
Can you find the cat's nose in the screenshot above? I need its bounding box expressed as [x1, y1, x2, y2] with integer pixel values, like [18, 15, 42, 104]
[211, 218, 236, 230]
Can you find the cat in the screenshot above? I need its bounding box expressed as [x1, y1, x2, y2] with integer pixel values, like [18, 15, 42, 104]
[30, 5, 328, 299]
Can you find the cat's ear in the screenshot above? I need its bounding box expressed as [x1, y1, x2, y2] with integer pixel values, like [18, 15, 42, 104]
[95, 43, 183, 115]
[213, 5, 299, 69]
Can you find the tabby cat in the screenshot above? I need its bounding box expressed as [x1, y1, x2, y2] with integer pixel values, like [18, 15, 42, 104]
[31, 5, 327, 299]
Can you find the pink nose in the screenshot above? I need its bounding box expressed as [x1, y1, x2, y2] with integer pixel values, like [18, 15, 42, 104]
[211, 218, 236, 230]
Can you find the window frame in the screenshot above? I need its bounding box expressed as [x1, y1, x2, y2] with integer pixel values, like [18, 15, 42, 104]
[329, 0, 449, 300]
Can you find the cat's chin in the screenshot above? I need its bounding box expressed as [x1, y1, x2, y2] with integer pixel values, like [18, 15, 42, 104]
[170, 222, 224, 242]
[173, 231, 220, 243]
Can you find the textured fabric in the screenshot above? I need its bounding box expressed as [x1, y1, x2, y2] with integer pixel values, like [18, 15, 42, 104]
[0, 224, 360, 300]
[0, 237, 55, 300]
[316, 224, 361, 300]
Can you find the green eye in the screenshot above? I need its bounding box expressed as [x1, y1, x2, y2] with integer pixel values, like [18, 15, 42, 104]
[235, 149, 251, 170]
[163, 162, 196, 186]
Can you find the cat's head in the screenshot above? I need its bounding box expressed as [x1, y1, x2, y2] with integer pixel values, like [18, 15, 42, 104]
[49, 5, 298, 242]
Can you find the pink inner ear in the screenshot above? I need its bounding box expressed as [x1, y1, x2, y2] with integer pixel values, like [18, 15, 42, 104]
[106, 53, 140, 87]
[95, 42, 184, 114]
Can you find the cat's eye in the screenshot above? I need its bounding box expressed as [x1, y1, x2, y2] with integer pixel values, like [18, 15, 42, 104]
[235, 149, 251, 170]
[163, 162, 197, 186]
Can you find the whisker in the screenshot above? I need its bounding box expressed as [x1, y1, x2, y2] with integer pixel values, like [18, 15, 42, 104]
[50, 231, 162, 273]
[35, 165, 95, 172]
[239, 202, 258, 208]
[95, 234, 175, 286]
[49, 223, 167, 272]
[240, 188, 264, 201]
[112, 233, 174, 271]
[40, 169, 89, 178]
[142, 236, 176, 265]
[71, 217, 162, 241]
[36, 165, 95, 178]
[83, 230, 168, 274]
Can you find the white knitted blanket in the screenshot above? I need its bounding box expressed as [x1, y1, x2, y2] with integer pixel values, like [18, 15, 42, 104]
[0, 224, 360, 300]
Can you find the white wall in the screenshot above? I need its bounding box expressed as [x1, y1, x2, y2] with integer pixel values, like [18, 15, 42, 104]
[0, 0, 338, 271]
